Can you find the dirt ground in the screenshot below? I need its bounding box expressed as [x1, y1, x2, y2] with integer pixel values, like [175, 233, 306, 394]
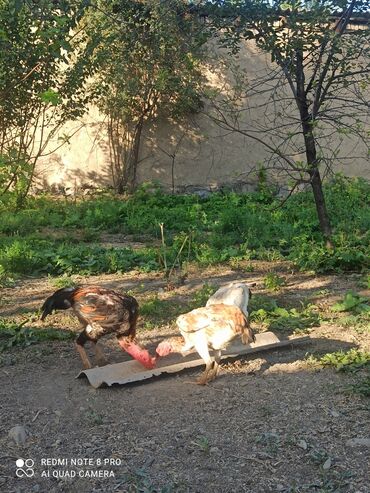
[0, 262, 369, 493]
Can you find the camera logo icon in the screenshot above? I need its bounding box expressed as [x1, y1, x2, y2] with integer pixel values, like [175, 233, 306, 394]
[16, 459, 35, 478]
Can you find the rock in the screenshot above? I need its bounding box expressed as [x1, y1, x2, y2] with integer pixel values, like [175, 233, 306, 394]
[322, 457, 332, 470]
[330, 410, 340, 418]
[346, 438, 370, 447]
[209, 447, 220, 454]
[9, 425, 27, 446]
[297, 439, 308, 450]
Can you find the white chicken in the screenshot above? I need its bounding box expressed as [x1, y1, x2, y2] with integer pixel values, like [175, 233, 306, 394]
[156, 304, 255, 384]
[206, 281, 256, 318]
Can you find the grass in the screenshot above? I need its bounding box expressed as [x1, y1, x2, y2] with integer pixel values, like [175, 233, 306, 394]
[0, 318, 75, 352]
[0, 176, 369, 278]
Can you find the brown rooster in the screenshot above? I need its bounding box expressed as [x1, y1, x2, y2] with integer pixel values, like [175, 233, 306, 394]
[41, 286, 156, 369]
[156, 304, 255, 384]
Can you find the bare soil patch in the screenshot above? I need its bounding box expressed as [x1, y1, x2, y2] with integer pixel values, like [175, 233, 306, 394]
[0, 262, 369, 493]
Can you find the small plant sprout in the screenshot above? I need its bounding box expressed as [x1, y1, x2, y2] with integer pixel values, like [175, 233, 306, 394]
[263, 273, 287, 292]
[191, 436, 210, 454]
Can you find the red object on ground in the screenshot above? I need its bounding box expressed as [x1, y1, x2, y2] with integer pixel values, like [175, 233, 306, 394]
[118, 339, 157, 369]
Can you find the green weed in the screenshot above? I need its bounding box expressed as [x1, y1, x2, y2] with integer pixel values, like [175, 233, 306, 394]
[257, 431, 280, 455]
[250, 297, 320, 333]
[328, 292, 370, 333]
[86, 408, 103, 425]
[191, 436, 210, 454]
[358, 272, 370, 289]
[0, 318, 75, 351]
[263, 272, 287, 291]
[0, 264, 16, 287]
[140, 284, 218, 329]
[140, 296, 188, 329]
[190, 283, 217, 308]
[336, 313, 370, 334]
[311, 289, 330, 298]
[331, 291, 369, 314]
[51, 274, 78, 289]
[317, 349, 370, 372]
[347, 376, 370, 397]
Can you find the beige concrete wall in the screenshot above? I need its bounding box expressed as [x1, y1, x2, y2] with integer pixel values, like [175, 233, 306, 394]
[36, 40, 370, 193]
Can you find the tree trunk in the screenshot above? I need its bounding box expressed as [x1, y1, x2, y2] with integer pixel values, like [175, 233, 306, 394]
[131, 119, 143, 192]
[302, 131, 333, 248]
[309, 167, 333, 249]
[124, 118, 143, 193]
[295, 48, 333, 248]
[108, 116, 144, 194]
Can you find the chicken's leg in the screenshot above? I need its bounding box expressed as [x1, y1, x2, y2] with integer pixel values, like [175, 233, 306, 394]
[211, 349, 222, 379]
[199, 349, 222, 384]
[196, 364, 213, 385]
[75, 328, 94, 369]
[194, 333, 214, 385]
[94, 342, 108, 367]
[75, 342, 92, 369]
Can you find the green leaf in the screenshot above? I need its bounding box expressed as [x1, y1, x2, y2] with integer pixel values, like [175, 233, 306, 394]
[280, 3, 292, 11]
[39, 90, 61, 106]
[332, 292, 369, 313]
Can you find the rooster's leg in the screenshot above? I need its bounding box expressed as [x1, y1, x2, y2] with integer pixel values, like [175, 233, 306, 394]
[197, 363, 214, 385]
[211, 349, 222, 378]
[75, 342, 92, 370]
[93, 343, 108, 367]
[75, 330, 93, 369]
[199, 349, 222, 384]
[194, 334, 214, 385]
